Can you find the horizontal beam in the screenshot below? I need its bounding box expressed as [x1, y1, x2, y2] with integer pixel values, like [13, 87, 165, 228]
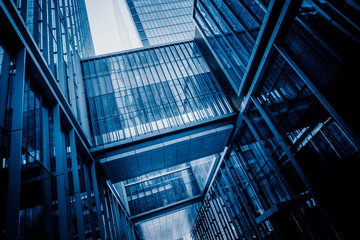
[131, 194, 204, 224]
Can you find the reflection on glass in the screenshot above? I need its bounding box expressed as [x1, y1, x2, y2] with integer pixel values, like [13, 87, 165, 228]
[82, 42, 233, 146]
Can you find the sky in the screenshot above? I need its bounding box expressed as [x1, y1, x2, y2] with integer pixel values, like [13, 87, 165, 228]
[85, 0, 142, 55]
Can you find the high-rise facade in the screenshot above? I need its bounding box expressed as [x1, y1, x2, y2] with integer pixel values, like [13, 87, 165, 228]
[1, 0, 360, 239]
[0, 1, 139, 239]
[192, 0, 360, 239]
[125, 0, 195, 46]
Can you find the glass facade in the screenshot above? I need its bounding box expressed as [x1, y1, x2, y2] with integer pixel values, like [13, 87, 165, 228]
[82, 41, 233, 146]
[8, 0, 94, 129]
[0, 1, 139, 240]
[13, 0, 94, 58]
[192, 0, 360, 238]
[126, 0, 195, 46]
[124, 155, 214, 216]
[2, 0, 360, 239]
[194, 0, 266, 92]
[137, 203, 200, 240]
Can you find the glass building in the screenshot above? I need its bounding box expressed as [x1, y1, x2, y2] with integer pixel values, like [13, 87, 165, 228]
[81, 41, 234, 146]
[126, 0, 195, 46]
[192, 0, 360, 239]
[0, 1, 138, 240]
[1, 0, 360, 239]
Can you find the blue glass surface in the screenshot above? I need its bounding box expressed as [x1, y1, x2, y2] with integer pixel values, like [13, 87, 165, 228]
[82, 42, 233, 146]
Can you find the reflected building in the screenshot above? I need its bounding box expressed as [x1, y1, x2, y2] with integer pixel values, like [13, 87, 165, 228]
[1, 0, 360, 239]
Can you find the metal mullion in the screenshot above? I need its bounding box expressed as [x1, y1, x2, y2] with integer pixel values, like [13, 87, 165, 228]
[198, 210, 209, 240]
[98, 57, 120, 142]
[180, 43, 221, 115]
[107, 190, 119, 239]
[141, 50, 171, 130]
[203, 208, 215, 239]
[194, 6, 245, 84]
[217, 165, 244, 238]
[214, 182, 232, 239]
[95, 87, 111, 143]
[131, 54, 157, 133]
[210, 0, 254, 60]
[173, 45, 210, 120]
[197, 208, 209, 238]
[251, 96, 341, 238]
[165, 50, 197, 124]
[151, 49, 189, 126]
[202, 202, 216, 239]
[223, 171, 248, 238]
[209, 198, 223, 237]
[148, 58, 175, 129]
[68, 129, 86, 240]
[122, 58, 141, 137]
[194, 205, 207, 238]
[47, 1, 56, 73]
[138, 52, 164, 130]
[212, 187, 231, 239]
[197, 0, 249, 73]
[71, 0, 82, 54]
[176, 50, 205, 100]
[164, 48, 203, 122]
[234, 149, 266, 207]
[178, 44, 216, 119]
[227, 152, 266, 233]
[207, 196, 219, 237]
[89, 59, 110, 143]
[83, 77, 102, 145]
[275, 43, 360, 149]
[227, 0, 263, 25]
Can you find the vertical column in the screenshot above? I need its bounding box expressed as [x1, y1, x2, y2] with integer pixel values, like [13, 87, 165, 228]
[53, 0, 65, 91]
[42, 0, 49, 64]
[82, 164, 96, 238]
[106, 188, 118, 240]
[0, 49, 11, 127]
[53, 104, 70, 240]
[98, 179, 112, 239]
[90, 161, 106, 239]
[109, 193, 121, 238]
[69, 129, 86, 240]
[5, 48, 26, 240]
[41, 106, 54, 239]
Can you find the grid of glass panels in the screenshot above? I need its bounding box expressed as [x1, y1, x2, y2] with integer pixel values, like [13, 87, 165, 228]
[82, 41, 233, 146]
[194, 0, 266, 91]
[22, 76, 41, 164]
[123, 155, 214, 217]
[136, 204, 200, 240]
[127, 0, 195, 46]
[125, 165, 200, 216]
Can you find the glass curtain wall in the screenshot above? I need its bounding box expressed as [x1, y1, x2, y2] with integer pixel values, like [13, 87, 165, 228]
[82, 41, 233, 146]
[0, 44, 17, 239]
[194, 0, 266, 91]
[123, 155, 215, 217]
[9, 0, 94, 127]
[192, 0, 360, 238]
[126, 0, 195, 46]
[125, 165, 201, 216]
